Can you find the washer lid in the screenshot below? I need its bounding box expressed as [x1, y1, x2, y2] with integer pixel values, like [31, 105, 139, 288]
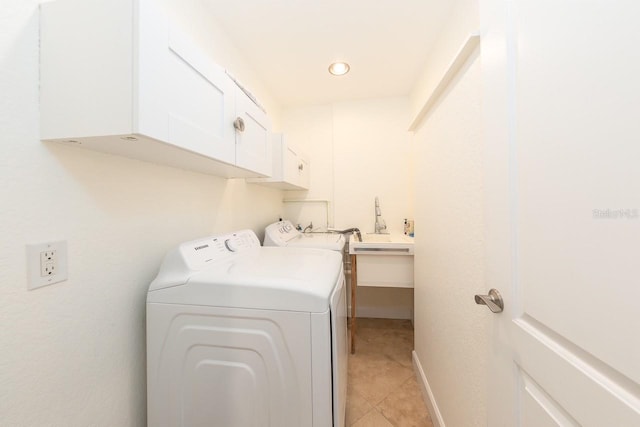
[148, 246, 343, 313]
[264, 220, 345, 251]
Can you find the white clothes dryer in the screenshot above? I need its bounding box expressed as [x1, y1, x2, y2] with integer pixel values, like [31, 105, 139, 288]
[264, 220, 346, 252]
[146, 230, 347, 427]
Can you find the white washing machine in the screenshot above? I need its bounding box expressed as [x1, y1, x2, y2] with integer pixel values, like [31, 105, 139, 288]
[147, 229, 347, 427]
[264, 220, 346, 252]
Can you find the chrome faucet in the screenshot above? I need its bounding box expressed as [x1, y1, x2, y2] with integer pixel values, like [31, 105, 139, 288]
[374, 197, 387, 234]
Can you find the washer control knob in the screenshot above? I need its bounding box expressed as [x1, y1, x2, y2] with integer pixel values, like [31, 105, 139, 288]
[224, 239, 238, 252]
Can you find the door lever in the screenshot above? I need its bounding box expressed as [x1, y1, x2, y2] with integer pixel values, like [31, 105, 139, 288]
[474, 289, 504, 313]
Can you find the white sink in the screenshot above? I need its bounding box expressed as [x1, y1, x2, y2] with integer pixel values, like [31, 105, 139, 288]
[362, 234, 392, 243]
[349, 233, 414, 255]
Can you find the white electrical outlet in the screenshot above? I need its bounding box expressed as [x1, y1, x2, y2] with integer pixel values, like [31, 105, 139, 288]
[40, 250, 57, 276]
[27, 240, 68, 290]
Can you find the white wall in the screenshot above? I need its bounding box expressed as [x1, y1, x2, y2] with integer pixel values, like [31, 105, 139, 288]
[410, 0, 488, 425]
[0, 1, 282, 425]
[332, 97, 413, 236]
[281, 98, 413, 234]
[281, 97, 414, 319]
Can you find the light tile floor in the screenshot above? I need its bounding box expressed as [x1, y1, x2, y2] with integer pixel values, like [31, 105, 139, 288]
[346, 318, 433, 427]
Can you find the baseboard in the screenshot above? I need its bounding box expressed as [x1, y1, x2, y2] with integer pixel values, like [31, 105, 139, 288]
[412, 351, 446, 427]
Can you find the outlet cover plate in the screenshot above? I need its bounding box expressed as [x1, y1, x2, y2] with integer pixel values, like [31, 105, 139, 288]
[26, 240, 68, 290]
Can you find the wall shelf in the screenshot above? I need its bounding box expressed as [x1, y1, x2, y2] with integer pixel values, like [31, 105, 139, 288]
[408, 33, 480, 131]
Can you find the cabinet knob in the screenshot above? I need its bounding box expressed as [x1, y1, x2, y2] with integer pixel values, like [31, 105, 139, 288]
[233, 117, 245, 132]
[298, 163, 304, 171]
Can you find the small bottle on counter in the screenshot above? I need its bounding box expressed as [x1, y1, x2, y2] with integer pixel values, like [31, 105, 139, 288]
[404, 219, 415, 237]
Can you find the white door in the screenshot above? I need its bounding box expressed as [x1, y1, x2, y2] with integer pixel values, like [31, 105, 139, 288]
[480, 0, 640, 425]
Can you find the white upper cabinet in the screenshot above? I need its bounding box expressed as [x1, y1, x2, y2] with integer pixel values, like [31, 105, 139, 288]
[39, 0, 271, 178]
[248, 134, 309, 190]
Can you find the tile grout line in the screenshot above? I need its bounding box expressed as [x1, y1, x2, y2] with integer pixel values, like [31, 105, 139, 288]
[374, 405, 398, 427]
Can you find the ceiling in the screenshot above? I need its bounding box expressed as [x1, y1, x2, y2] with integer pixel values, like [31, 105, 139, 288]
[203, 0, 453, 108]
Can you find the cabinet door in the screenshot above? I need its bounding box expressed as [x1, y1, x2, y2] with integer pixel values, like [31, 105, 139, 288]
[283, 145, 310, 190]
[234, 89, 272, 176]
[298, 156, 310, 190]
[283, 145, 299, 185]
[163, 24, 236, 163]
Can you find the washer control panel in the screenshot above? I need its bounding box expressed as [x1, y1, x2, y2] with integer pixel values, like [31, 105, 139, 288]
[279, 221, 295, 234]
[264, 220, 301, 245]
[180, 230, 261, 270]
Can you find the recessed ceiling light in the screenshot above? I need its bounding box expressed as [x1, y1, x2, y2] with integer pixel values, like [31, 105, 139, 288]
[328, 62, 350, 76]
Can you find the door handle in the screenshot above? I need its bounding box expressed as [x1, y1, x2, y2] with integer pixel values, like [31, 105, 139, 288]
[474, 289, 504, 313]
